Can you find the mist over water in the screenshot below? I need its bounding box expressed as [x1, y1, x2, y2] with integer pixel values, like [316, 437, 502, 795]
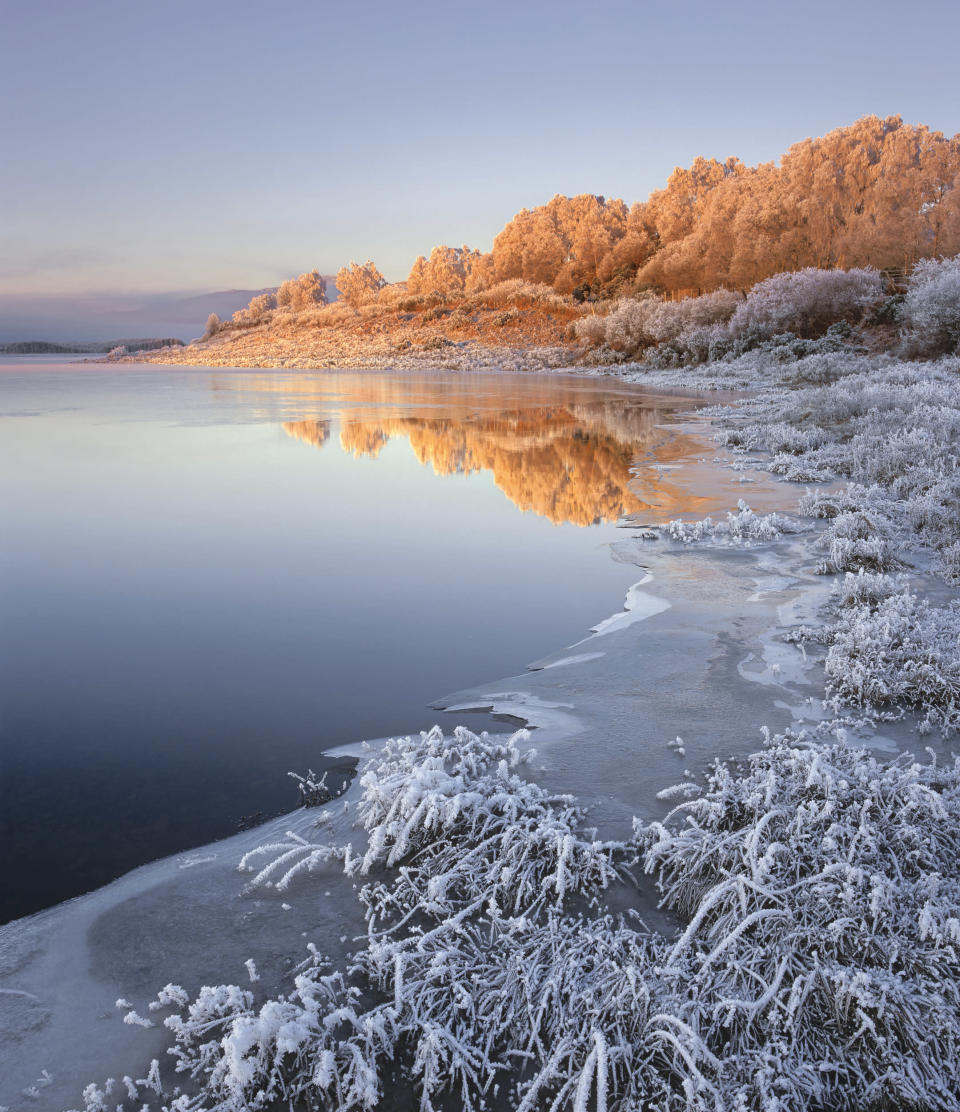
[0, 361, 721, 923]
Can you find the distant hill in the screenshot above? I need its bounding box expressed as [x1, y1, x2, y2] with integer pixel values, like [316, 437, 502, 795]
[146, 289, 281, 326]
[0, 281, 338, 346]
[137, 280, 338, 329]
[1, 338, 184, 354]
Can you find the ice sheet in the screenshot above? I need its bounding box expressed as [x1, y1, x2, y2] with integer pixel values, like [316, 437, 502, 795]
[579, 573, 671, 639]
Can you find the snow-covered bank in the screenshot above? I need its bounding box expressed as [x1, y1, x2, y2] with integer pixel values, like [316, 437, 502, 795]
[3, 348, 960, 1111]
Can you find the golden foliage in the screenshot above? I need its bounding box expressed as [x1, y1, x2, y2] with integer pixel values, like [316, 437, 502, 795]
[410, 117, 960, 299]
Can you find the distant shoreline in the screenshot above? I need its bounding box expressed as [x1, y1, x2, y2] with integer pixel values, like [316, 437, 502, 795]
[2, 338, 184, 356]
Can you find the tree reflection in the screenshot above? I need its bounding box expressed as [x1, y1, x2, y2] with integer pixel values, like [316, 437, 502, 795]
[284, 405, 714, 527]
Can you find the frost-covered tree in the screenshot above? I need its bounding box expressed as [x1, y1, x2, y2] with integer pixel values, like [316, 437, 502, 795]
[232, 291, 278, 324]
[627, 117, 960, 294]
[406, 245, 481, 296]
[335, 260, 387, 307]
[299, 117, 960, 312]
[276, 270, 327, 312]
[491, 194, 629, 290]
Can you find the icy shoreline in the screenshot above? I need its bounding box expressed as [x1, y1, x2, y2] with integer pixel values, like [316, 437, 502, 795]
[3, 349, 959, 1111]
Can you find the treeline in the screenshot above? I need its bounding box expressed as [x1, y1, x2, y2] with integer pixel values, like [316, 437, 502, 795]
[410, 115, 960, 299]
[1, 338, 184, 354]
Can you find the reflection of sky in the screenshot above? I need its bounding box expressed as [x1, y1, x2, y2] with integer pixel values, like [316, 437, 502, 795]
[0, 364, 783, 920]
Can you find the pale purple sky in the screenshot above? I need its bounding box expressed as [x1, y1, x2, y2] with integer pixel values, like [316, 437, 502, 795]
[2, 0, 959, 296]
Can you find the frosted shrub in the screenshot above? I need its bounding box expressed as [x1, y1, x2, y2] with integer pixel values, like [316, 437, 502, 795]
[576, 290, 740, 359]
[573, 294, 674, 356]
[574, 312, 608, 347]
[728, 267, 883, 339]
[602, 295, 659, 353]
[649, 288, 740, 339]
[575, 296, 658, 356]
[899, 254, 960, 356]
[643, 323, 858, 371]
[470, 279, 566, 310]
[643, 324, 729, 367]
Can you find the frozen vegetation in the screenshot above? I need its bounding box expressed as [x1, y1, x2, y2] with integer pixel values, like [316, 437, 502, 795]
[661, 500, 808, 545]
[54, 253, 960, 1112]
[794, 574, 960, 735]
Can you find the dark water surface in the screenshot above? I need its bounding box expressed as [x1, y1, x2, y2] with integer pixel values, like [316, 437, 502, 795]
[0, 361, 719, 923]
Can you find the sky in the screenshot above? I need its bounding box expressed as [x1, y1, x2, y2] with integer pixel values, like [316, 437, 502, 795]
[2, 0, 960, 301]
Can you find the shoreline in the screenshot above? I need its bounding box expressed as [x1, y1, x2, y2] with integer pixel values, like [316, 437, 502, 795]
[116, 342, 584, 376]
[2, 351, 958, 1110]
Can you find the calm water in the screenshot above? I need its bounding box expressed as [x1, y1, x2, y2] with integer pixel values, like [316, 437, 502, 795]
[0, 361, 717, 923]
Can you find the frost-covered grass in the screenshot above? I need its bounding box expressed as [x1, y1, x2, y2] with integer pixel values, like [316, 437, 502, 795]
[717, 356, 960, 576]
[67, 349, 960, 1110]
[639, 732, 960, 1110]
[640, 347, 960, 734]
[70, 726, 960, 1112]
[786, 572, 960, 736]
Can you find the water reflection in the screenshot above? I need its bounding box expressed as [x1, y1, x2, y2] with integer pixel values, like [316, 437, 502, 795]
[282, 418, 331, 449]
[284, 403, 717, 527]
